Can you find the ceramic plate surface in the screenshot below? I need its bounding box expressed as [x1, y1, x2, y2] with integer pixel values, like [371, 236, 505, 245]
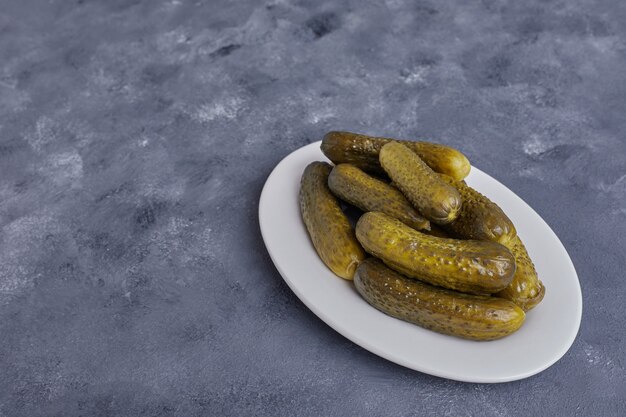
[259, 141, 582, 383]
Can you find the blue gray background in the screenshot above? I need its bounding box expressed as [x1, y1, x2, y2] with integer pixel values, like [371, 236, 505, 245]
[1, 0, 625, 415]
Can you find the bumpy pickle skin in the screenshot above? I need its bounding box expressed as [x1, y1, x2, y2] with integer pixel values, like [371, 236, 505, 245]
[327, 164, 430, 231]
[496, 235, 545, 311]
[440, 175, 517, 245]
[355, 212, 515, 294]
[300, 162, 365, 280]
[379, 142, 462, 225]
[354, 259, 525, 341]
[320, 131, 471, 181]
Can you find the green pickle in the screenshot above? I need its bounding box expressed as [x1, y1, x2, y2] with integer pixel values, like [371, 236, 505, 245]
[354, 258, 525, 341]
[355, 212, 515, 294]
[497, 235, 546, 311]
[300, 162, 365, 280]
[327, 164, 430, 231]
[379, 142, 462, 225]
[441, 175, 516, 245]
[321, 131, 471, 181]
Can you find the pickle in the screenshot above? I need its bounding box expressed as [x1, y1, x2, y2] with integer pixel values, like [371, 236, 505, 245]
[354, 259, 525, 341]
[441, 175, 516, 245]
[496, 236, 545, 311]
[355, 212, 515, 294]
[422, 224, 450, 238]
[300, 162, 365, 279]
[379, 142, 462, 224]
[327, 164, 430, 231]
[321, 131, 471, 181]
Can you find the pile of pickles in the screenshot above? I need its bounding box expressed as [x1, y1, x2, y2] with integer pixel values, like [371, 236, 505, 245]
[300, 131, 545, 341]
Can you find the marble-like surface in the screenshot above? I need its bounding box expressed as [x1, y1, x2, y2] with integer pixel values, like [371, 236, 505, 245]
[1, 0, 625, 415]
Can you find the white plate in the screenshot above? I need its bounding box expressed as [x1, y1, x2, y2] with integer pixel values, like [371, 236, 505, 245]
[259, 141, 582, 383]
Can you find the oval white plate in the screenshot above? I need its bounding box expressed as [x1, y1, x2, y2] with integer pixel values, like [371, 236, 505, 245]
[259, 141, 582, 383]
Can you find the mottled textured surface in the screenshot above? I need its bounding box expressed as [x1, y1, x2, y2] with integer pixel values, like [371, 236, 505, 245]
[0, 0, 625, 415]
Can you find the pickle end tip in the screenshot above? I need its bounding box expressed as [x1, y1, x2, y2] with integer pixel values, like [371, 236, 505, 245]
[521, 281, 546, 312]
[336, 258, 362, 281]
[430, 203, 461, 225]
[511, 305, 526, 331]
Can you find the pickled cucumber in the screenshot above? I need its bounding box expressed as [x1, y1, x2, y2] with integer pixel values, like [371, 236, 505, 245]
[321, 131, 471, 181]
[496, 236, 545, 311]
[421, 224, 450, 238]
[379, 142, 462, 225]
[300, 162, 365, 279]
[355, 212, 515, 294]
[355, 259, 525, 340]
[327, 164, 430, 231]
[441, 175, 516, 245]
